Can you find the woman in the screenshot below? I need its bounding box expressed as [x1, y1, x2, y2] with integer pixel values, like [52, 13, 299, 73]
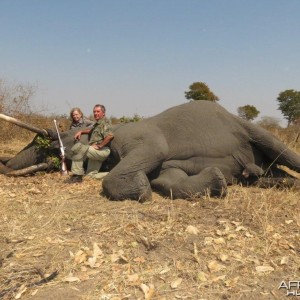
[69, 107, 94, 129]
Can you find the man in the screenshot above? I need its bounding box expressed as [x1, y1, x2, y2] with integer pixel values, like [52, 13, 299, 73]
[69, 104, 114, 183]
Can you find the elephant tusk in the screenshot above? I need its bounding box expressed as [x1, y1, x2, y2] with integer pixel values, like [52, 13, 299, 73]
[6, 163, 49, 176]
[0, 113, 48, 136]
[276, 164, 300, 180]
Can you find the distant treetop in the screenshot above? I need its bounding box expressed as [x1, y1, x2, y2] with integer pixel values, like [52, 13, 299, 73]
[185, 82, 219, 102]
[277, 89, 300, 127]
[237, 105, 260, 121]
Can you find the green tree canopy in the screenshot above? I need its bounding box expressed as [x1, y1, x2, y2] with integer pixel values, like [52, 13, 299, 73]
[277, 89, 300, 126]
[185, 82, 219, 102]
[237, 105, 260, 121]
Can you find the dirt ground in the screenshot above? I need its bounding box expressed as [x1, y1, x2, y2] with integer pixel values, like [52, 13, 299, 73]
[1, 141, 300, 300]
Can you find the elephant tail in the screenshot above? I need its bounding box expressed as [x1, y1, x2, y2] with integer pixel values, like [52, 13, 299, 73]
[242, 120, 300, 173]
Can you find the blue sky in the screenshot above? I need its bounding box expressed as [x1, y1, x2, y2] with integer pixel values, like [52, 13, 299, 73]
[1, 0, 299, 124]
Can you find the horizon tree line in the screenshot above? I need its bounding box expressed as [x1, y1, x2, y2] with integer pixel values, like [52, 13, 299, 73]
[0, 78, 299, 127]
[185, 81, 300, 126]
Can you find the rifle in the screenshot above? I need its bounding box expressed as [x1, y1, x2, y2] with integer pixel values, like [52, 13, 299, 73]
[54, 120, 68, 175]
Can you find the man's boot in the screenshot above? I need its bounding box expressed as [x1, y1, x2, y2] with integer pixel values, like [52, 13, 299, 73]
[69, 174, 83, 183]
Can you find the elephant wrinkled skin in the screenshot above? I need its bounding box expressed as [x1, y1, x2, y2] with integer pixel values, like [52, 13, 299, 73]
[103, 101, 300, 200]
[1, 101, 300, 201]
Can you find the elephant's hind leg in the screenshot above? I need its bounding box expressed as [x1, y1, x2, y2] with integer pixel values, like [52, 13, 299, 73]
[151, 167, 227, 199]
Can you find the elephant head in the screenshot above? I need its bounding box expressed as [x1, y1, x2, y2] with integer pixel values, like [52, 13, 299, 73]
[0, 113, 90, 175]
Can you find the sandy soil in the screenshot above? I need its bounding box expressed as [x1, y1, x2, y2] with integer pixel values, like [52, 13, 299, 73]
[0, 141, 300, 299]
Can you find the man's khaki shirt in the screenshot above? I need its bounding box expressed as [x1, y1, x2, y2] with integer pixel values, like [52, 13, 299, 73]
[88, 117, 113, 145]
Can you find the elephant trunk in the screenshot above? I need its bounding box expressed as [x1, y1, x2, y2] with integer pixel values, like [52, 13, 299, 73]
[243, 120, 300, 173]
[0, 161, 13, 174]
[6, 163, 49, 176]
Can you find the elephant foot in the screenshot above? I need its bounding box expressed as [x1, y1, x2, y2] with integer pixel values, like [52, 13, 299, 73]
[102, 170, 152, 202]
[151, 167, 227, 199]
[171, 167, 227, 199]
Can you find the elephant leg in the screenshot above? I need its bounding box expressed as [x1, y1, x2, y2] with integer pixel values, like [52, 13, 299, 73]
[151, 167, 227, 199]
[102, 144, 167, 202]
[103, 168, 152, 202]
[151, 168, 188, 196]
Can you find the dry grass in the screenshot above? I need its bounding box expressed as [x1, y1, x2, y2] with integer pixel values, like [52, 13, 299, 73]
[0, 141, 300, 300]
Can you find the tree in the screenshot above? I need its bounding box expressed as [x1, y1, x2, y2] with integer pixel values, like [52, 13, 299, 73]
[237, 105, 260, 121]
[0, 78, 36, 116]
[185, 82, 219, 102]
[277, 89, 300, 126]
[256, 116, 281, 129]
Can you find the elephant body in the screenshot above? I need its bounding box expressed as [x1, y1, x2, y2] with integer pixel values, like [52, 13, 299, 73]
[1, 101, 300, 201]
[103, 101, 300, 200]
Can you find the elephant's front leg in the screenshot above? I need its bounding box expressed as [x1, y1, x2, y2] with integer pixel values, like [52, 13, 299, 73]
[102, 145, 166, 201]
[151, 167, 227, 199]
[103, 168, 152, 201]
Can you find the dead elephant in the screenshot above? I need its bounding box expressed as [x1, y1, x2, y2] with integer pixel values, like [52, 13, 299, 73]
[1, 101, 300, 201]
